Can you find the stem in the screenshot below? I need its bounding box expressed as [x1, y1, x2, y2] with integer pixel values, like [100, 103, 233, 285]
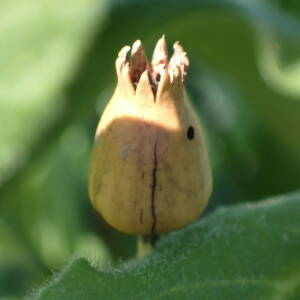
[137, 234, 159, 258]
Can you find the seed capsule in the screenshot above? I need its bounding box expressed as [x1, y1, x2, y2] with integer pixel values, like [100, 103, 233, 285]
[89, 36, 212, 235]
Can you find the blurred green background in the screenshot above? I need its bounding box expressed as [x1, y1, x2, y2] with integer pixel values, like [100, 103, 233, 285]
[1, 0, 300, 298]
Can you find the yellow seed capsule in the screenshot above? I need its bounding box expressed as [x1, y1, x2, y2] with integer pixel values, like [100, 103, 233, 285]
[89, 36, 212, 235]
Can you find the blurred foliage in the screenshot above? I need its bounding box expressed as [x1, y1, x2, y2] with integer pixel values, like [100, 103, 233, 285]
[0, 0, 300, 298]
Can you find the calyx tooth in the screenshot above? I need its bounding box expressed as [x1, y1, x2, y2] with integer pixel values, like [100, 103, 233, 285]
[136, 70, 154, 102]
[174, 65, 182, 83]
[169, 41, 189, 81]
[116, 45, 131, 76]
[152, 35, 168, 66]
[123, 62, 131, 74]
[156, 69, 171, 100]
[131, 40, 149, 85]
[118, 45, 131, 58]
[151, 35, 168, 86]
[173, 41, 185, 55]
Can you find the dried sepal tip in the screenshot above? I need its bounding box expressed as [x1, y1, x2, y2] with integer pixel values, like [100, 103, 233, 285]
[116, 45, 131, 77]
[151, 35, 168, 85]
[168, 41, 189, 83]
[115, 36, 189, 97]
[131, 40, 149, 86]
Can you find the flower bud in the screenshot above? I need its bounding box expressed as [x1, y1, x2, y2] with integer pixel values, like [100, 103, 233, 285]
[89, 36, 212, 235]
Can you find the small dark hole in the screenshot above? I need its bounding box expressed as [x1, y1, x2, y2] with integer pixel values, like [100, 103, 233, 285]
[187, 126, 194, 140]
[156, 73, 161, 82]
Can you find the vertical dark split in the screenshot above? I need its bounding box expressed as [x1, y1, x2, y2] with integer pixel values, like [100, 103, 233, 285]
[150, 140, 158, 246]
[139, 140, 159, 252]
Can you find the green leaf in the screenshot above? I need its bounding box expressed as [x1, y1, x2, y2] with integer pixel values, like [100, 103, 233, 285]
[34, 192, 300, 299]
